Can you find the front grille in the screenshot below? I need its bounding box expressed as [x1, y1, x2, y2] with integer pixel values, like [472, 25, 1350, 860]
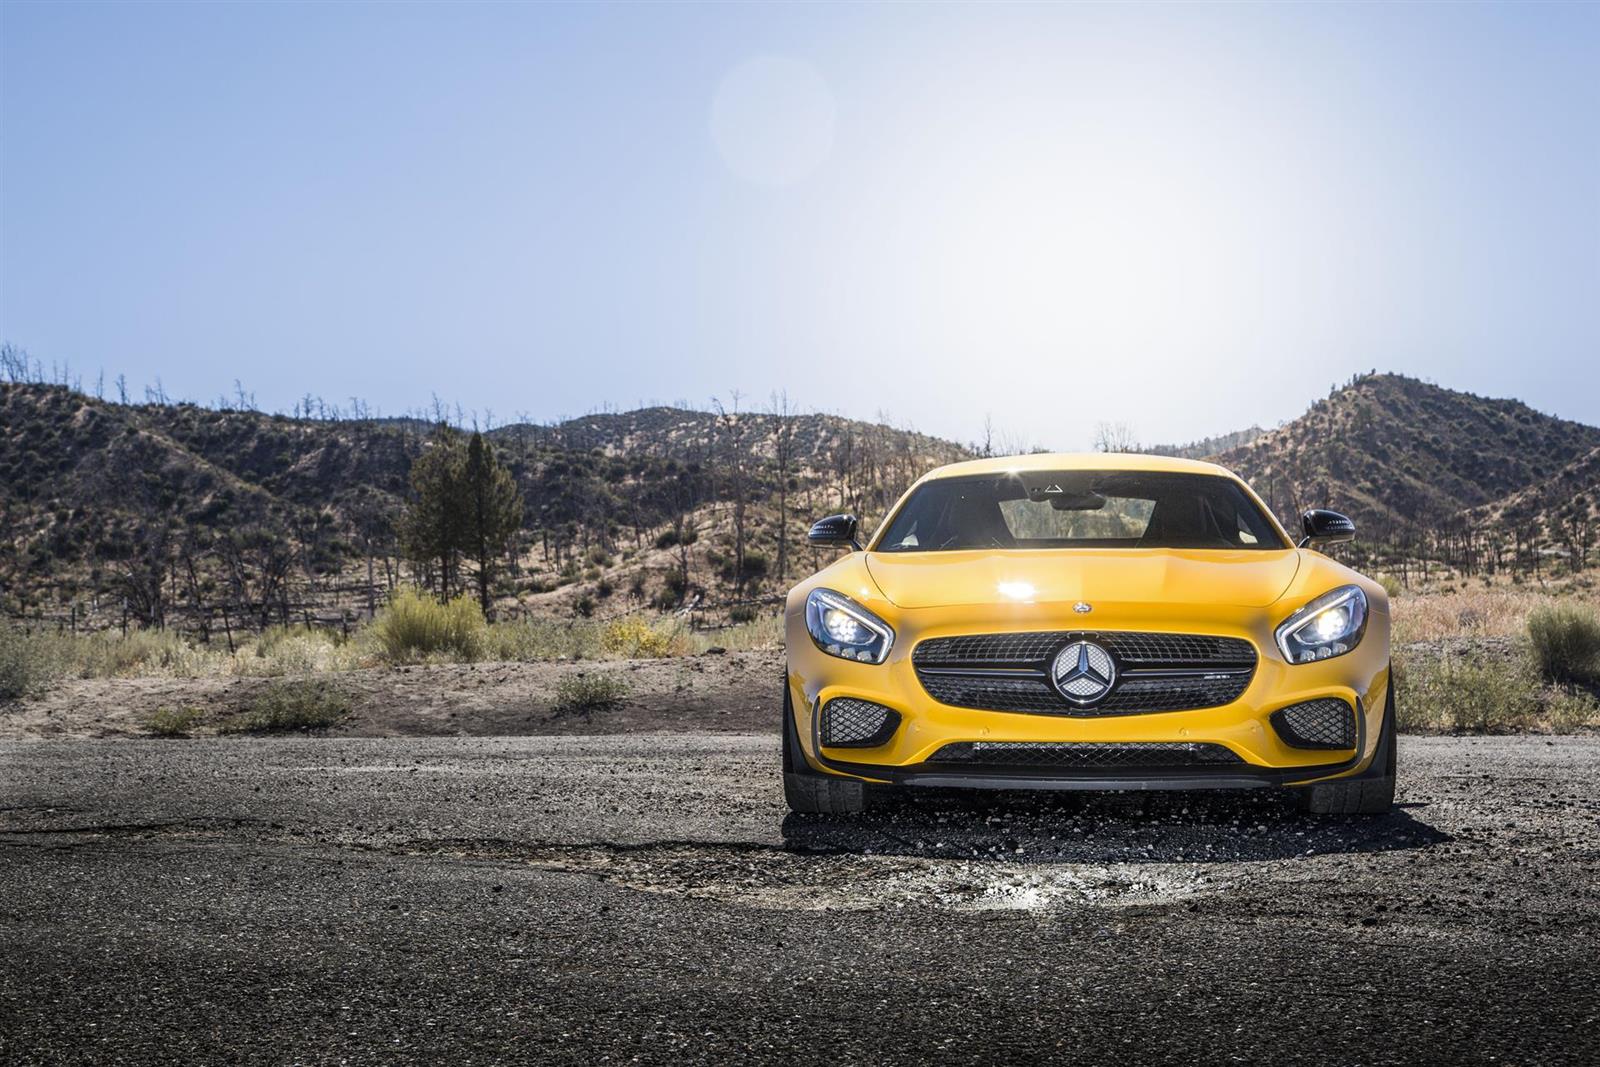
[912, 630, 1256, 717]
[916, 631, 1255, 668]
[931, 741, 1243, 769]
[820, 698, 901, 748]
[1270, 698, 1356, 750]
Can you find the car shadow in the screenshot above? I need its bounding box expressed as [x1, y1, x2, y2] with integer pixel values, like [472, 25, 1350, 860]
[779, 788, 1450, 864]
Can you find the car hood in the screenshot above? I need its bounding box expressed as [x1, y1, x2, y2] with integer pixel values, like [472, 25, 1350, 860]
[863, 548, 1303, 611]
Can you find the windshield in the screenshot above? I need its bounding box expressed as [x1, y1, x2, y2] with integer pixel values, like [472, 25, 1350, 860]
[874, 471, 1287, 552]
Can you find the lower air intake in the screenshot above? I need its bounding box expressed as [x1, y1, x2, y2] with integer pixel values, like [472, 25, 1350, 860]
[820, 698, 901, 748]
[931, 741, 1243, 769]
[1271, 698, 1357, 750]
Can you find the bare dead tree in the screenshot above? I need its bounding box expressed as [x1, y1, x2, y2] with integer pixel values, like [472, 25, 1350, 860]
[115, 523, 173, 629]
[219, 527, 295, 628]
[1092, 421, 1139, 453]
[714, 394, 750, 595]
[771, 390, 795, 581]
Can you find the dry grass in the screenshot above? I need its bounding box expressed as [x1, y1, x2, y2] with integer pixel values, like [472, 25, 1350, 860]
[2, 622, 368, 688]
[18, 586, 1598, 739]
[687, 614, 785, 654]
[1, 589, 774, 695]
[1390, 585, 1600, 644]
[238, 627, 365, 676]
[484, 614, 696, 660]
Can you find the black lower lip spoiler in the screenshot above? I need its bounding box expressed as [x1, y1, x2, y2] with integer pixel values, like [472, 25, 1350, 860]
[851, 768, 1349, 792]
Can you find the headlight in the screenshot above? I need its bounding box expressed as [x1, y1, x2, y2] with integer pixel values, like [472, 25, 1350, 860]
[1275, 585, 1368, 664]
[805, 589, 894, 664]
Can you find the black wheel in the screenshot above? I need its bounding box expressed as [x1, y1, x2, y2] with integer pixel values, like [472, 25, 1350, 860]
[780, 672, 885, 815]
[1296, 676, 1397, 816]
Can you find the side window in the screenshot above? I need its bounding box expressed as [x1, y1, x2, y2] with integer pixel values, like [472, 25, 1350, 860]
[1235, 508, 1259, 544]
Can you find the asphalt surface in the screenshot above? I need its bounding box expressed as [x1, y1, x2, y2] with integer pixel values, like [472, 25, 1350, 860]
[2, 734, 1597, 1065]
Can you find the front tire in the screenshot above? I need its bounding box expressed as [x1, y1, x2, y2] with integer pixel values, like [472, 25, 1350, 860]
[783, 771, 876, 815]
[1296, 679, 1398, 816]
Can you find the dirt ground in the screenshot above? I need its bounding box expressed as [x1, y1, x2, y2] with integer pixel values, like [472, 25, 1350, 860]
[0, 649, 785, 740]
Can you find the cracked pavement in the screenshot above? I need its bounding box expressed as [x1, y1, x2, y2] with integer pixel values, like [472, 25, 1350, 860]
[2, 734, 1598, 1064]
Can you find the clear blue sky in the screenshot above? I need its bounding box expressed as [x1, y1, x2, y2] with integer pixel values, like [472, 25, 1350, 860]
[2, 1, 1596, 448]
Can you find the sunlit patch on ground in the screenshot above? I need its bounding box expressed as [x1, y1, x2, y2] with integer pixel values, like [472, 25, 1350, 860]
[381, 787, 1446, 912]
[395, 838, 1229, 912]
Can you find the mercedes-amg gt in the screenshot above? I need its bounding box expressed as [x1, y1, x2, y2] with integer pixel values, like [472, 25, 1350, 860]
[782, 454, 1394, 815]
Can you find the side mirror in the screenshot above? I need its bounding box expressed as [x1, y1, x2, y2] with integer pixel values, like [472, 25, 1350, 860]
[1299, 509, 1356, 549]
[808, 514, 862, 551]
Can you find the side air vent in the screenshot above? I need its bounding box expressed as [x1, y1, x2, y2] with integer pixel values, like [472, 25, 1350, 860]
[819, 698, 901, 748]
[1270, 698, 1357, 750]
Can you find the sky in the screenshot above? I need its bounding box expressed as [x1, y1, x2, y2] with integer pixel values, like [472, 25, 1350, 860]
[2, 1, 1597, 450]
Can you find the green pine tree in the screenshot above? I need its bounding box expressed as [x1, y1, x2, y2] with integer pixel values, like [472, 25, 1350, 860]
[461, 432, 523, 617]
[400, 426, 467, 600]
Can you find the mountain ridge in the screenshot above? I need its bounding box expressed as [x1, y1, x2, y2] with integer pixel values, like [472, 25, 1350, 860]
[2, 371, 1595, 624]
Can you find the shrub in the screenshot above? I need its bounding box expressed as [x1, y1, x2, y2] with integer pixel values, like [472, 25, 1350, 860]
[1394, 651, 1542, 732]
[370, 588, 486, 663]
[574, 595, 596, 618]
[585, 546, 613, 568]
[1391, 648, 1595, 732]
[552, 673, 628, 715]
[1544, 688, 1600, 731]
[1526, 603, 1600, 685]
[600, 616, 683, 658]
[147, 705, 206, 737]
[1377, 574, 1403, 599]
[740, 551, 769, 583]
[222, 682, 349, 733]
[652, 569, 690, 610]
[595, 578, 615, 599]
[0, 623, 57, 699]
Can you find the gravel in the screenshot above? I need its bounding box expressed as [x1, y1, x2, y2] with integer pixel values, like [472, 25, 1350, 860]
[2, 734, 1597, 1064]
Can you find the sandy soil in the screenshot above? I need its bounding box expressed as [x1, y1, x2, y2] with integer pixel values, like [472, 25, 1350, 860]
[0, 649, 785, 740]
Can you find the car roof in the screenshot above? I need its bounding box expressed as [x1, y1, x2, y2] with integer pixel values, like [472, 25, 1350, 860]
[918, 452, 1238, 483]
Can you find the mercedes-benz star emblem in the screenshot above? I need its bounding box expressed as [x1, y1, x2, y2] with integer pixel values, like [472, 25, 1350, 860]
[1051, 640, 1116, 705]
[1073, 601, 1092, 614]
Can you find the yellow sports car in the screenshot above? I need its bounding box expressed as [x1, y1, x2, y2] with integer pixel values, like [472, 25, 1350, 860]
[782, 454, 1394, 815]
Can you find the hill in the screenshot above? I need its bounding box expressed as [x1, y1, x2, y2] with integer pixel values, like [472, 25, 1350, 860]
[1467, 445, 1600, 567]
[1145, 426, 1266, 460]
[1210, 374, 1600, 556]
[0, 383, 968, 627]
[512, 405, 962, 469]
[3, 371, 1597, 631]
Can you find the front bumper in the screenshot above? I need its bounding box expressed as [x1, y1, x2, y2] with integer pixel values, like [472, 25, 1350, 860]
[786, 611, 1391, 790]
